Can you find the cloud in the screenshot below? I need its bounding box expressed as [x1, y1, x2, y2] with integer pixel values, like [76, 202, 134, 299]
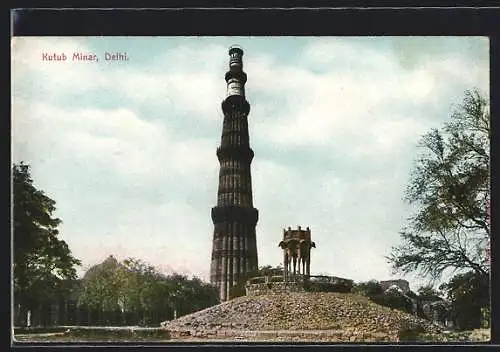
[390, 36, 489, 71]
[12, 96, 218, 279]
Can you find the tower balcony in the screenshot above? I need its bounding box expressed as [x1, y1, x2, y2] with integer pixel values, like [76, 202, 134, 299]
[216, 145, 254, 163]
[211, 205, 259, 225]
[221, 96, 250, 115]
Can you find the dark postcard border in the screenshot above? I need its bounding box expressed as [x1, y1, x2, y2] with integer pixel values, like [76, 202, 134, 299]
[10, 8, 500, 36]
[8, 6, 500, 350]
[490, 36, 499, 348]
[7, 0, 500, 9]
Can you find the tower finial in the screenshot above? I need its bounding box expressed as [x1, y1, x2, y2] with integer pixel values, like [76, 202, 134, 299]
[228, 45, 244, 71]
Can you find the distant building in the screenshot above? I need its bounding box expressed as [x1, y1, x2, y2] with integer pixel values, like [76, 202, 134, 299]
[379, 279, 410, 294]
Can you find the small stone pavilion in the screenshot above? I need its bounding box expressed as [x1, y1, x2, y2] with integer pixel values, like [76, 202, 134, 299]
[279, 226, 315, 280]
[245, 226, 353, 296]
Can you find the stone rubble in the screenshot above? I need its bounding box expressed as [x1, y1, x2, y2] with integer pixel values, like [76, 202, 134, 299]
[161, 292, 442, 342]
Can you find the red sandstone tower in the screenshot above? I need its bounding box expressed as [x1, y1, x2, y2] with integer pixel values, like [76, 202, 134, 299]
[210, 46, 259, 301]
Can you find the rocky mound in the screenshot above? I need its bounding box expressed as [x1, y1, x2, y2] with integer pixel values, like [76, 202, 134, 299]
[161, 292, 442, 342]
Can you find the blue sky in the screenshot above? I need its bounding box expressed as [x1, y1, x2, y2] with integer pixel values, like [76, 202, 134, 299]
[11, 36, 489, 291]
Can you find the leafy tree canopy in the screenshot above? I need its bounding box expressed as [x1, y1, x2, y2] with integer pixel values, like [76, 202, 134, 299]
[352, 280, 384, 296]
[417, 285, 443, 300]
[13, 162, 81, 308]
[77, 256, 219, 325]
[439, 270, 490, 330]
[352, 280, 413, 314]
[387, 89, 490, 280]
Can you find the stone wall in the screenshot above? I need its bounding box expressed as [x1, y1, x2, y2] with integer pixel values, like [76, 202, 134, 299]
[246, 282, 305, 296]
[167, 328, 399, 342]
[245, 275, 353, 296]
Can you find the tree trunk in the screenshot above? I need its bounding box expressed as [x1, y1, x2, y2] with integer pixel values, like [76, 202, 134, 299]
[18, 304, 29, 327]
[14, 304, 22, 327]
[36, 301, 42, 327]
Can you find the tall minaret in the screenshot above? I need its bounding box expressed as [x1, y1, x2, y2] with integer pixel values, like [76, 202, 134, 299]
[210, 46, 258, 301]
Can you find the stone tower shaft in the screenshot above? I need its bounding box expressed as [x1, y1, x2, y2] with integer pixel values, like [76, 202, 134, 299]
[210, 46, 258, 302]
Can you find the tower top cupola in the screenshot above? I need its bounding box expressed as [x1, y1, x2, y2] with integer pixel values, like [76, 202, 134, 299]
[229, 45, 244, 71]
[222, 45, 249, 114]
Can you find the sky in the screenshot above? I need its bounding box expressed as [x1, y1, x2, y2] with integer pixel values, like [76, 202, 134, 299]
[11, 36, 489, 291]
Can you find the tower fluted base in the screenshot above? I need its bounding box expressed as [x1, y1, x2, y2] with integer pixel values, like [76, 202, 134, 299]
[210, 206, 258, 301]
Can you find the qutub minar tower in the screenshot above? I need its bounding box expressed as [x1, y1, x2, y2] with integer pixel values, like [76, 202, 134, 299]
[210, 46, 259, 302]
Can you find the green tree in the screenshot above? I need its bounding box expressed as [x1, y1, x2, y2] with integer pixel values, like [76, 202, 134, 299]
[78, 255, 126, 324]
[417, 285, 442, 299]
[388, 89, 490, 280]
[114, 262, 141, 324]
[185, 276, 219, 312]
[351, 280, 384, 296]
[77, 256, 219, 326]
[13, 162, 81, 326]
[352, 280, 413, 314]
[122, 258, 172, 325]
[439, 271, 490, 330]
[371, 290, 414, 314]
[77, 256, 163, 325]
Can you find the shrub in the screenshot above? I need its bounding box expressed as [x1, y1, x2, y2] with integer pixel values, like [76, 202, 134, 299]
[352, 280, 383, 296]
[371, 292, 414, 314]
